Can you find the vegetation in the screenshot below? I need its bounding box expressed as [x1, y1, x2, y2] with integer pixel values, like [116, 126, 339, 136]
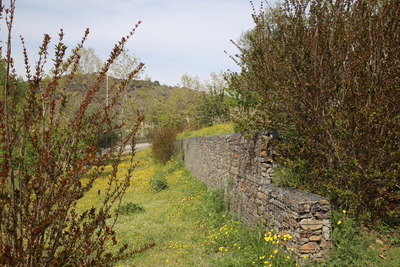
[76, 149, 298, 266]
[117, 202, 145, 215]
[228, 0, 400, 223]
[2, 0, 399, 265]
[149, 169, 169, 192]
[151, 125, 180, 164]
[74, 148, 399, 267]
[0, 0, 145, 265]
[177, 123, 235, 140]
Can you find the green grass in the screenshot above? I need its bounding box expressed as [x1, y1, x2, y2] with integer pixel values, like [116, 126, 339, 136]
[77, 148, 400, 266]
[77, 149, 296, 266]
[311, 210, 400, 267]
[177, 123, 235, 140]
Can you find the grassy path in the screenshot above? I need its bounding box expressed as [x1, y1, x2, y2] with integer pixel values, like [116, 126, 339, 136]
[112, 149, 295, 266]
[78, 148, 296, 266]
[78, 147, 399, 267]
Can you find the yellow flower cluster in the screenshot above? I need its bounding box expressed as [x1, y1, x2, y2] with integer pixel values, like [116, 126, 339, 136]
[263, 229, 293, 244]
[255, 229, 296, 266]
[205, 224, 234, 245]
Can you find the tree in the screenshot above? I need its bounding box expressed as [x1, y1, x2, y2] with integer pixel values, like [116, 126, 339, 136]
[0, 1, 149, 265]
[196, 72, 230, 126]
[109, 49, 144, 80]
[108, 49, 145, 139]
[229, 0, 400, 221]
[76, 47, 102, 75]
[179, 73, 202, 91]
[178, 72, 231, 127]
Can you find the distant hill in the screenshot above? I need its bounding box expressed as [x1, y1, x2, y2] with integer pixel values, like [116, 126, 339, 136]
[60, 73, 207, 131]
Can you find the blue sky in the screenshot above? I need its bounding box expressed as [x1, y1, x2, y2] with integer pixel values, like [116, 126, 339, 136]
[3, 0, 265, 86]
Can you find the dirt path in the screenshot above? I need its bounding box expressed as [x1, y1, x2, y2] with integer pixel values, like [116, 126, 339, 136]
[124, 143, 151, 152]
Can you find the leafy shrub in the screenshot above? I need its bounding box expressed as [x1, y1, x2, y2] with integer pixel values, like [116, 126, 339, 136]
[196, 86, 230, 127]
[151, 125, 179, 164]
[96, 130, 120, 153]
[150, 170, 168, 192]
[117, 202, 145, 215]
[271, 160, 307, 189]
[229, 0, 400, 222]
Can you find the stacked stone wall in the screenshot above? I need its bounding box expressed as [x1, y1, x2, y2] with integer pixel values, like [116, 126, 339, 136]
[183, 132, 332, 259]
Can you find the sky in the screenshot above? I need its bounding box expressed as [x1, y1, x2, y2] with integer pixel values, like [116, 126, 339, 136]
[2, 0, 264, 86]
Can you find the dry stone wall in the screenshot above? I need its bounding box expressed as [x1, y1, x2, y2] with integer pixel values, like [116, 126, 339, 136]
[183, 132, 332, 259]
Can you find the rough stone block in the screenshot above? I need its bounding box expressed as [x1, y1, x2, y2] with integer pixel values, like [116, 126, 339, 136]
[300, 218, 323, 230]
[299, 229, 313, 238]
[310, 235, 322, 242]
[315, 211, 330, 219]
[300, 242, 320, 253]
[322, 226, 331, 240]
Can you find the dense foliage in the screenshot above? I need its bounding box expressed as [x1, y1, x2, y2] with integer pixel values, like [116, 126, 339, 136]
[0, 1, 145, 265]
[151, 125, 180, 164]
[229, 0, 400, 222]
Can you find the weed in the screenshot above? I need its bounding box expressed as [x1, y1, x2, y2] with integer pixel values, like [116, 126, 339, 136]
[316, 210, 386, 267]
[149, 169, 168, 192]
[117, 202, 145, 215]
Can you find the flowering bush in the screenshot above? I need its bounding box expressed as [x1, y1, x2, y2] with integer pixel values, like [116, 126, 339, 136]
[0, 1, 144, 265]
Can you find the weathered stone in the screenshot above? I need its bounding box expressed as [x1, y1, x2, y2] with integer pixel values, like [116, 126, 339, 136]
[311, 203, 322, 213]
[300, 213, 313, 219]
[315, 211, 330, 219]
[300, 242, 320, 253]
[322, 226, 331, 240]
[299, 203, 311, 213]
[312, 252, 324, 259]
[300, 218, 323, 230]
[299, 238, 310, 245]
[300, 229, 313, 238]
[322, 219, 331, 226]
[310, 235, 322, 242]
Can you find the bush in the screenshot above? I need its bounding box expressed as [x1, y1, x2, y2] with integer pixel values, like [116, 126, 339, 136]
[117, 202, 145, 215]
[229, 0, 400, 222]
[151, 125, 179, 164]
[149, 170, 168, 192]
[96, 131, 120, 153]
[0, 1, 144, 265]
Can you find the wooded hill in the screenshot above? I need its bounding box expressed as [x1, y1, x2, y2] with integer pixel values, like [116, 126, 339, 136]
[58, 73, 228, 140]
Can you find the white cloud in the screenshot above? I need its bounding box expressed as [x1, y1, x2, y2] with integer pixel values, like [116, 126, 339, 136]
[2, 0, 262, 85]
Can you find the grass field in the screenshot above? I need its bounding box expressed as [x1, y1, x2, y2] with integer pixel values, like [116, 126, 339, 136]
[77, 144, 399, 266]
